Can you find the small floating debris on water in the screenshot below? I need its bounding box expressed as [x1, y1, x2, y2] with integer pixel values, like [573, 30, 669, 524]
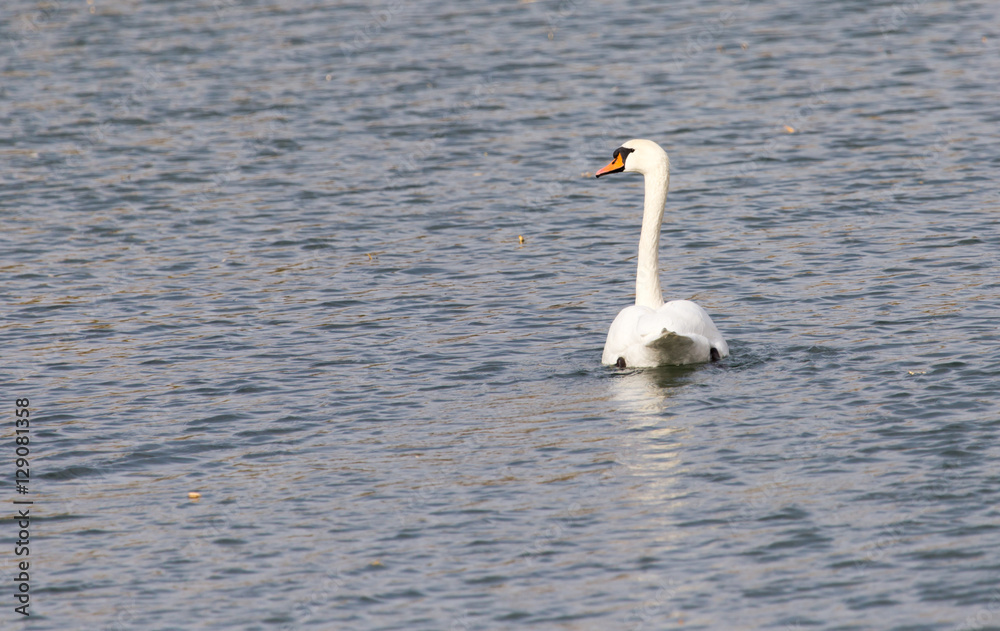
[188, 492, 201, 500]
[518, 235, 525, 244]
[370, 560, 383, 567]
[907, 370, 926, 375]
[784, 125, 796, 133]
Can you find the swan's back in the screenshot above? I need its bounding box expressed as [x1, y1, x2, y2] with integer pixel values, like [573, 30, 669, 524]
[602, 300, 729, 367]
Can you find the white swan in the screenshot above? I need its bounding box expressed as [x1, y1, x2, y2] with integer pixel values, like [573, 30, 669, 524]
[595, 139, 729, 368]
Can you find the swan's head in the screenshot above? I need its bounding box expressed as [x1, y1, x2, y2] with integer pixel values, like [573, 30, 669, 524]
[595, 139, 669, 178]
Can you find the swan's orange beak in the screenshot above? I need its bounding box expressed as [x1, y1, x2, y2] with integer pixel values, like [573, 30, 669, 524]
[595, 153, 625, 178]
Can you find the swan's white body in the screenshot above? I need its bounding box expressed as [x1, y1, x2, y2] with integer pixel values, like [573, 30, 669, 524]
[596, 139, 728, 367]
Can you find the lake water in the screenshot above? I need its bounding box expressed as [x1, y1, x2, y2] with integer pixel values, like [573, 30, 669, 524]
[2, 0, 999, 629]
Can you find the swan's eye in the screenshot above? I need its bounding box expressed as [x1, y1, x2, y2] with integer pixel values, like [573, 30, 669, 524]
[613, 147, 635, 164]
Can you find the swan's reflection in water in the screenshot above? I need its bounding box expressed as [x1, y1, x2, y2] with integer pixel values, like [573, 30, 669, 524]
[607, 364, 701, 425]
[605, 365, 704, 507]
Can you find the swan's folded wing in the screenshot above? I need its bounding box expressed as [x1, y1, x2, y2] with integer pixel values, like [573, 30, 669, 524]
[602, 306, 652, 365]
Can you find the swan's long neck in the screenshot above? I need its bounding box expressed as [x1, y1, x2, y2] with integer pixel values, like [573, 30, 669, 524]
[635, 162, 668, 309]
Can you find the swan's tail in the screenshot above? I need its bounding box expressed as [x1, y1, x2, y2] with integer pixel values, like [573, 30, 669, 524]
[643, 329, 712, 365]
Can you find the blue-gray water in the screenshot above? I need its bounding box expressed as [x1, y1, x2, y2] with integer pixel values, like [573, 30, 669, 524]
[3, 1, 1000, 629]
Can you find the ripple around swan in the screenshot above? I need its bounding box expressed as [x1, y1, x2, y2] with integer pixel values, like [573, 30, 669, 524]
[5, 0, 1000, 629]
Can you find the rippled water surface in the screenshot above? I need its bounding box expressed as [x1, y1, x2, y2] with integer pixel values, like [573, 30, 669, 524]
[3, 1, 1000, 629]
